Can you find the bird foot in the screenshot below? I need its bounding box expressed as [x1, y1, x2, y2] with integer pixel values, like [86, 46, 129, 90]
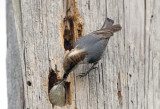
[77, 67, 98, 78]
[92, 67, 98, 69]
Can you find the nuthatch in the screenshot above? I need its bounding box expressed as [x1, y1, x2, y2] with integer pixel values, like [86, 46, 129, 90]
[51, 18, 121, 85]
[49, 82, 65, 106]
[62, 18, 122, 80]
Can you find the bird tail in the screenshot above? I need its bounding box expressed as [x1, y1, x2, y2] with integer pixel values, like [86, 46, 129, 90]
[93, 24, 122, 37]
[106, 24, 122, 33]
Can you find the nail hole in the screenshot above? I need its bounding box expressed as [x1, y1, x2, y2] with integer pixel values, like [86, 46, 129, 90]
[27, 81, 31, 86]
[151, 15, 153, 18]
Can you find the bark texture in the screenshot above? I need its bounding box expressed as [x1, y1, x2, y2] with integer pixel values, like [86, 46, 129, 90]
[7, 0, 160, 109]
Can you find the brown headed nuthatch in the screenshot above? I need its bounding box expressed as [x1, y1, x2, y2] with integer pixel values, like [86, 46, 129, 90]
[62, 17, 122, 81]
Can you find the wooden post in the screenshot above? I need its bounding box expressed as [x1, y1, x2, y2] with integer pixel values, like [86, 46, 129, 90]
[7, 0, 160, 109]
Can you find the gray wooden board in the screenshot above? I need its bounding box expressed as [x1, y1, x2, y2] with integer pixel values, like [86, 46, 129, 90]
[7, 0, 160, 109]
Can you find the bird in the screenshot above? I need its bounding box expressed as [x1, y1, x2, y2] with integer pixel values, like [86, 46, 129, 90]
[61, 18, 121, 84]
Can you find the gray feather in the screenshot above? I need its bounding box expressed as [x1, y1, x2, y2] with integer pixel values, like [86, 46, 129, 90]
[74, 34, 109, 63]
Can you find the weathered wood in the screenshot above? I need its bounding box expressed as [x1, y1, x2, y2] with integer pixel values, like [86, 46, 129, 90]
[7, 0, 160, 109]
[6, 0, 24, 108]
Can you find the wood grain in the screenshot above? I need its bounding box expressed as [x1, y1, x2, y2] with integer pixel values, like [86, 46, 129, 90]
[7, 0, 160, 109]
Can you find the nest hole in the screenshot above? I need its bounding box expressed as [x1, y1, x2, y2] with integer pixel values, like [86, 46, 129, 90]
[63, 19, 74, 51]
[48, 68, 58, 92]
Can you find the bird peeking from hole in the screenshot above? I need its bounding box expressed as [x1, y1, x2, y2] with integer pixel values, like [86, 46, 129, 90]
[61, 18, 121, 84]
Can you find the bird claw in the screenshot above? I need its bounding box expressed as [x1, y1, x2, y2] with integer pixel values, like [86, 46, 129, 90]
[77, 64, 98, 78]
[78, 67, 98, 78]
[93, 67, 98, 69]
[77, 67, 98, 78]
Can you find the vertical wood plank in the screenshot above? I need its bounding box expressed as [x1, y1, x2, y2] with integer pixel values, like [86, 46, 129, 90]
[7, 0, 160, 109]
